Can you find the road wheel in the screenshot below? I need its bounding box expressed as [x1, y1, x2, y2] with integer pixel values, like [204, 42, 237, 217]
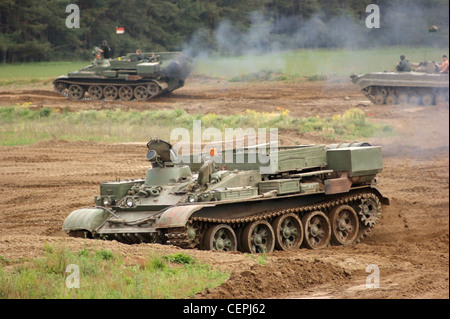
[408, 94, 420, 105]
[203, 224, 237, 252]
[68, 84, 85, 100]
[385, 94, 396, 105]
[118, 85, 134, 100]
[241, 220, 275, 254]
[88, 85, 103, 100]
[134, 85, 149, 100]
[272, 213, 303, 251]
[397, 93, 408, 104]
[103, 85, 118, 100]
[421, 94, 433, 106]
[329, 205, 359, 246]
[301, 211, 331, 249]
[148, 82, 161, 97]
[374, 93, 385, 105]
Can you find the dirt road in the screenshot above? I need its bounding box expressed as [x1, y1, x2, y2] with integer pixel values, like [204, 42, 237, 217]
[0, 78, 448, 299]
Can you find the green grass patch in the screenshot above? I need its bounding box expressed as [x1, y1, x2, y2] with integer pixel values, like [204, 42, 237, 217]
[0, 61, 89, 86]
[164, 253, 196, 265]
[0, 106, 394, 146]
[193, 46, 449, 80]
[0, 244, 228, 299]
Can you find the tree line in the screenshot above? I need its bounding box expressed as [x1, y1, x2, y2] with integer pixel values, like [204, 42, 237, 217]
[0, 0, 448, 63]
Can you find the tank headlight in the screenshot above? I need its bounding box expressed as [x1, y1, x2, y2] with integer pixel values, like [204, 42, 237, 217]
[126, 198, 134, 207]
[202, 192, 212, 201]
[102, 197, 110, 206]
[186, 194, 197, 203]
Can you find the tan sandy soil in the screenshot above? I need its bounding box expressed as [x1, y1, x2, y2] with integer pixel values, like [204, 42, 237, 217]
[0, 78, 448, 299]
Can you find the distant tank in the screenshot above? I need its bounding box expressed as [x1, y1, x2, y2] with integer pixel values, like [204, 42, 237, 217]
[351, 61, 449, 106]
[54, 49, 192, 101]
[62, 139, 389, 253]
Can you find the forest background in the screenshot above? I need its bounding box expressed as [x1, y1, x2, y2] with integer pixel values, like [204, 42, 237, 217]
[0, 0, 449, 63]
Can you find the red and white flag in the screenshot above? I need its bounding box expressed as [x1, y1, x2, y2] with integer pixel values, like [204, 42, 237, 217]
[116, 27, 125, 34]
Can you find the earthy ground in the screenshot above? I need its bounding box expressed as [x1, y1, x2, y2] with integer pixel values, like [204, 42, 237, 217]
[0, 77, 448, 299]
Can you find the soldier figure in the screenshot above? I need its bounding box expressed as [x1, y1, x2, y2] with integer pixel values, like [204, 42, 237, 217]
[395, 55, 411, 72]
[434, 55, 449, 74]
[99, 40, 111, 66]
[136, 49, 145, 61]
[100, 40, 111, 59]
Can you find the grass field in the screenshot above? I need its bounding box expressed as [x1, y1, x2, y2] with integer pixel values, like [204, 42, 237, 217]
[0, 47, 447, 85]
[193, 46, 449, 79]
[0, 244, 228, 298]
[0, 106, 393, 146]
[0, 61, 88, 86]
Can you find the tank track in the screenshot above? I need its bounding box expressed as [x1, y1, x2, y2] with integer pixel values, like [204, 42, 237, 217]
[53, 79, 162, 101]
[166, 191, 381, 251]
[362, 86, 449, 106]
[361, 88, 376, 104]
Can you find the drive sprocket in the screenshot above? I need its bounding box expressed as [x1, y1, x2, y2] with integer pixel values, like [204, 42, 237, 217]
[358, 194, 381, 227]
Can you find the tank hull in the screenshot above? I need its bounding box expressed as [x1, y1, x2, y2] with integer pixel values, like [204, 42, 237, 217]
[53, 51, 192, 101]
[62, 140, 390, 253]
[351, 69, 449, 106]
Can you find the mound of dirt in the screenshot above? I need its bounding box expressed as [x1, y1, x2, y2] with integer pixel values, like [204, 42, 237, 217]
[198, 258, 351, 299]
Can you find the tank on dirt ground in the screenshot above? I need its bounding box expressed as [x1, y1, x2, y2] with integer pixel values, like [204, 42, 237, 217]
[53, 49, 192, 101]
[351, 61, 449, 106]
[62, 139, 389, 253]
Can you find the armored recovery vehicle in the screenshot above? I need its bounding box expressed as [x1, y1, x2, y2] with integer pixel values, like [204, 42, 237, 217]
[62, 139, 389, 253]
[351, 61, 449, 106]
[54, 50, 192, 101]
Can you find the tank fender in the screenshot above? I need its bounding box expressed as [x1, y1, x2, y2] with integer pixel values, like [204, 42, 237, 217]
[62, 208, 110, 233]
[155, 204, 214, 229]
[369, 186, 390, 206]
[153, 79, 168, 90]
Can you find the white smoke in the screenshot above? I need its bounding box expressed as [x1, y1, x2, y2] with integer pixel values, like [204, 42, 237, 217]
[183, 2, 449, 58]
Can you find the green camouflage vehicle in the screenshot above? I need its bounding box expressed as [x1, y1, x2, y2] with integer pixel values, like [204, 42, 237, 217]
[54, 49, 192, 101]
[351, 61, 449, 106]
[62, 139, 389, 253]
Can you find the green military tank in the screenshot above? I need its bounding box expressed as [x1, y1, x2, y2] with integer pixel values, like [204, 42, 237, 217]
[62, 139, 389, 253]
[351, 61, 449, 106]
[53, 49, 192, 101]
